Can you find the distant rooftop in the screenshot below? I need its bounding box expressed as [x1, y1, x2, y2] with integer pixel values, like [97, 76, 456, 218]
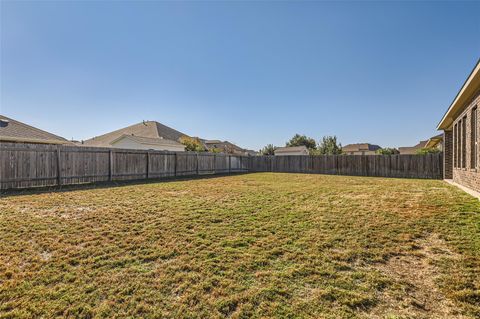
[0, 114, 70, 144]
[83, 120, 189, 147]
[275, 146, 309, 152]
[342, 143, 381, 152]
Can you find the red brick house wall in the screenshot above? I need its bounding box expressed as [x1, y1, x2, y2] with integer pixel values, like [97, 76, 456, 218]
[443, 130, 453, 179]
[451, 91, 480, 192]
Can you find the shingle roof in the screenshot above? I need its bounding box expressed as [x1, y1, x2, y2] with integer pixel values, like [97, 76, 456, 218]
[342, 143, 381, 152]
[0, 115, 70, 144]
[83, 121, 189, 147]
[275, 146, 309, 153]
[204, 140, 247, 153]
[425, 134, 443, 148]
[398, 140, 428, 154]
[112, 134, 183, 146]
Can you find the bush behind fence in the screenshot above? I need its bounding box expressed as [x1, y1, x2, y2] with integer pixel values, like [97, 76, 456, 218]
[0, 142, 443, 190]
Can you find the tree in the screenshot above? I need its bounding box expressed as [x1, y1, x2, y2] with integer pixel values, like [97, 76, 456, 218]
[416, 148, 441, 155]
[317, 136, 342, 155]
[259, 144, 277, 156]
[376, 148, 399, 155]
[286, 134, 317, 150]
[179, 136, 206, 152]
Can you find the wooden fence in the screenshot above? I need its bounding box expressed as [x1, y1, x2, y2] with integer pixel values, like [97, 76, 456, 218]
[0, 142, 443, 190]
[249, 154, 443, 179]
[0, 142, 249, 190]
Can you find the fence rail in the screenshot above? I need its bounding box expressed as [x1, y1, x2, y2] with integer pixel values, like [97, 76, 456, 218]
[0, 142, 443, 190]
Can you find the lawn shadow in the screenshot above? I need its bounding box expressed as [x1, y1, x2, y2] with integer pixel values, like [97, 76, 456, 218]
[0, 172, 249, 198]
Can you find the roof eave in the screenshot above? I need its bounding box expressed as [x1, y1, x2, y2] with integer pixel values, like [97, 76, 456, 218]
[0, 136, 71, 145]
[437, 58, 480, 131]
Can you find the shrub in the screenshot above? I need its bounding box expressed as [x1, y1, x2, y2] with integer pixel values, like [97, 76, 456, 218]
[259, 144, 277, 156]
[179, 136, 206, 152]
[416, 148, 441, 155]
[317, 136, 342, 155]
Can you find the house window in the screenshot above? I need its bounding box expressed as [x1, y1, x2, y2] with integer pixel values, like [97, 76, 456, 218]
[455, 120, 462, 168]
[462, 116, 467, 168]
[472, 107, 478, 169]
[454, 123, 459, 168]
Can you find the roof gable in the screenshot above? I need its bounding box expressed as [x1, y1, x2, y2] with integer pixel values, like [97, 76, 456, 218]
[83, 121, 188, 147]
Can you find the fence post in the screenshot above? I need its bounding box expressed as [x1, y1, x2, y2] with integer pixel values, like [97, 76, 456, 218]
[213, 154, 216, 174]
[146, 151, 150, 179]
[174, 153, 177, 177]
[56, 146, 62, 186]
[229, 155, 231, 173]
[196, 153, 199, 175]
[109, 150, 113, 181]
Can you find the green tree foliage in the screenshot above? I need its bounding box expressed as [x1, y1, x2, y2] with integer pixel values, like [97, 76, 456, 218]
[260, 144, 277, 156]
[416, 148, 441, 155]
[179, 136, 206, 152]
[286, 134, 317, 150]
[317, 136, 342, 155]
[208, 148, 222, 153]
[376, 148, 398, 155]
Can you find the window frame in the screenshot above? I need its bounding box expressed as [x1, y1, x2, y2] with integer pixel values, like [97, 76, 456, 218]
[462, 115, 467, 169]
[454, 122, 459, 168]
[471, 106, 478, 170]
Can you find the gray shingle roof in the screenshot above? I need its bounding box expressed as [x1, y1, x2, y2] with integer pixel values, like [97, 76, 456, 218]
[398, 140, 428, 154]
[275, 146, 309, 152]
[0, 115, 70, 144]
[83, 121, 189, 147]
[342, 143, 381, 152]
[112, 134, 183, 146]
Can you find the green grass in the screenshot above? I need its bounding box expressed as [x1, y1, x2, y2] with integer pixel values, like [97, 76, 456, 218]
[0, 173, 479, 318]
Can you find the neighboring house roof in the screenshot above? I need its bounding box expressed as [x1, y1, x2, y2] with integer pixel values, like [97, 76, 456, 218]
[83, 120, 188, 147]
[438, 58, 480, 130]
[111, 134, 184, 147]
[245, 149, 259, 156]
[398, 140, 428, 154]
[275, 146, 309, 153]
[0, 115, 70, 144]
[342, 143, 381, 152]
[425, 134, 443, 149]
[204, 140, 248, 154]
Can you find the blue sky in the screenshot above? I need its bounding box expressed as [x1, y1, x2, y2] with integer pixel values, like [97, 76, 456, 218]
[1, 1, 479, 150]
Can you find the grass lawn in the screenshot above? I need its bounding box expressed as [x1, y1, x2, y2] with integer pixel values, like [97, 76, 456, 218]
[0, 173, 479, 318]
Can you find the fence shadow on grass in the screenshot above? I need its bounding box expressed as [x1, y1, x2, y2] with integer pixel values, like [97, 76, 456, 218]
[0, 172, 249, 198]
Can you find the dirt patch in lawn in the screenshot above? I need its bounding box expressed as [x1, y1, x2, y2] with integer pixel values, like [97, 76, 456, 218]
[368, 234, 466, 319]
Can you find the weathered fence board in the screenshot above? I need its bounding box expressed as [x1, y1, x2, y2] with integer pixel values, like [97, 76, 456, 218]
[0, 142, 249, 190]
[249, 154, 443, 179]
[0, 142, 442, 190]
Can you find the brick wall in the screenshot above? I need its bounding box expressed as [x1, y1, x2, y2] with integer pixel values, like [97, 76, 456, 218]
[443, 130, 453, 179]
[451, 91, 480, 192]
